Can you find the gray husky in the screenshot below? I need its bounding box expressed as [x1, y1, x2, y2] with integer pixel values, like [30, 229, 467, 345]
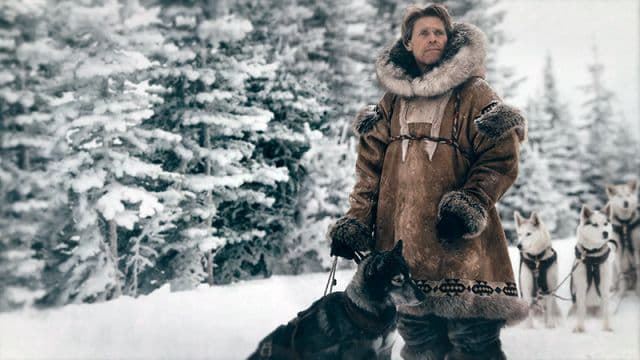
[248, 240, 424, 359]
[605, 179, 640, 295]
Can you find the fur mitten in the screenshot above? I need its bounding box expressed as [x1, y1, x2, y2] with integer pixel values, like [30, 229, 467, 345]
[328, 217, 373, 259]
[436, 190, 487, 244]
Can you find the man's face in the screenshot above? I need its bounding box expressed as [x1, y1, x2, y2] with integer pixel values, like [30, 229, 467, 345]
[405, 16, 448, 69]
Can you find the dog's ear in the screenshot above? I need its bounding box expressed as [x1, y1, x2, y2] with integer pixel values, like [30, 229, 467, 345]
[530, 212, 541, 227]
[392, 240, 403, 256]
[580, 205, 593, 223]
[514, 211, 524, 228]
[628, 179, 638, 193]
[606, 184, 616, 198]
[603, 203, 612, 218]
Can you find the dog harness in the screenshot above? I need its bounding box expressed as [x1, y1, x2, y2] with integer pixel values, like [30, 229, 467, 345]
[612, 212, 639, 256]
[519, 248, 557, 297]
[572, 244, 611, 299]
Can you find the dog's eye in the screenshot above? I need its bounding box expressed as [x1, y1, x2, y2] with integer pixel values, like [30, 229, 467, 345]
[391, 274, 404, 286]
[526, 232, 531, 237]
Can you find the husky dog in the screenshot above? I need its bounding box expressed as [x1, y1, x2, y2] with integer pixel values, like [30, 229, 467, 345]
[514, 211, 560, 328]
[248, 240, 425, 359]
[570, 205, 615, 333]
[606, 179, 640, 294]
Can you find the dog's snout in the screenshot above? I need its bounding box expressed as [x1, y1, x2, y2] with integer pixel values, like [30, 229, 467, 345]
[603, 231, 609, 239]
[624, 201, 629, 208]
[517, 243, 522, 250]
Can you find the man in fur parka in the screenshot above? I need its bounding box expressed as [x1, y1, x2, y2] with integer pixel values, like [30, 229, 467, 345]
[329, 4, 528, 360]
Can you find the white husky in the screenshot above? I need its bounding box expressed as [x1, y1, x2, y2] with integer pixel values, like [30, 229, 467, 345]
[605, 179, 640, 295]
[570, 205, 615, 333]
[515, 211, 560, 328]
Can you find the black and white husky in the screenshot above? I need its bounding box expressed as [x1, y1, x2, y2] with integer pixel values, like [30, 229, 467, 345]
[570, 205, 615, 333]
[248, 240, 424, 359]
[606, 179, 640, 295]
[514, 211, 560, 328]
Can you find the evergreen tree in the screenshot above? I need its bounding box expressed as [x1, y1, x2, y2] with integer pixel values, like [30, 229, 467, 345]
[0, 0, 63, 310]
[577, 46, 620, 207]
[30, 0, 181, 305]
[501, 54, 582, 239]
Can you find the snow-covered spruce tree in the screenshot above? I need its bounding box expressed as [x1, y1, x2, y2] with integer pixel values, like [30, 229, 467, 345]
[498, 144, 562, 242]
[576, 46, 623, 208]
[152, 2, 295, 287]
[32, 0, 184, 305]
[500, 54, 581, 239]
[0, 1, 53, 311]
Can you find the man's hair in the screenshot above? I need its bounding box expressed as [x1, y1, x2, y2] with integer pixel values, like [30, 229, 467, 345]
[401, 4, 453, 47]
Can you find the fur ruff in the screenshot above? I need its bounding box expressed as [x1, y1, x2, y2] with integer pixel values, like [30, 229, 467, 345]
[328, 216, 373, 252]
[474, 101, 527, 142]
[398, 290, 528, 326]
[375, 22, 487, 98]
[438, 190, 487, 239]
[352, 104, 382, 136]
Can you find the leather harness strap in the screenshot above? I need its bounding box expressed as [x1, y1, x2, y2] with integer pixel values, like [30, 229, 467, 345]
[388, 88, 475, 162]
[612, 212, 639, 255]
[520, 248, 558, 297]
[574, 244, 611, 298]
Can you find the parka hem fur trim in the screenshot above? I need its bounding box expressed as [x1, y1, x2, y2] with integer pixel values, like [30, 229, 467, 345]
[375, 22, 486, 98]
[438, 190, 487, 239]
[352, 104, 383, 136]
[474, 101, 528, 143]
[399, 279, 529, 325]
[328, 216, 374, 252]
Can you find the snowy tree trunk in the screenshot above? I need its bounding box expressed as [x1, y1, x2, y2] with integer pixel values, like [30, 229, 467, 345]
[201, 124, 215, 285]
[19, 147, 30, 171]
[109, 220, 122, 297]
[207, 250, 214, 286]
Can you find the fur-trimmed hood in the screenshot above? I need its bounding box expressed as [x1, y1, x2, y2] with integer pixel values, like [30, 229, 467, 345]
[376, 22, 487, 98]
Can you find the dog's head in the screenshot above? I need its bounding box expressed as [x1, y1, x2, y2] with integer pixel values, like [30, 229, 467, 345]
[577, 205, 613, 249]
[514, 211, 551, 255]
[358, 240, 425, 306]
[606, 179, 638, 220]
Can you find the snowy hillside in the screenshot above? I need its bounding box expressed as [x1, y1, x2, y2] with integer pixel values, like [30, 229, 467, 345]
[1, 239, 638, 360]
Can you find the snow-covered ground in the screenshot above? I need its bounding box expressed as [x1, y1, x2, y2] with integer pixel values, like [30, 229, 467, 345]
[0, 239, 638, 360]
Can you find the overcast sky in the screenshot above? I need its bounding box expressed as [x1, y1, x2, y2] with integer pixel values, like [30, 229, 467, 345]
[496, 0, 639, 133]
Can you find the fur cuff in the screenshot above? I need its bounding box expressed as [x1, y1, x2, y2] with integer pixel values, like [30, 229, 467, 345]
[474, 101, 527, 143]
[328, 216, 373, 252]
[352, 104, 382, 136]
[398, 289, 529, 326]
[438, 190, 487, 239]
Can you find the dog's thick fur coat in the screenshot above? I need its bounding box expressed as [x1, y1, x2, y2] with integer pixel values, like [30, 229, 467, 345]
[249, 241, 423, 359]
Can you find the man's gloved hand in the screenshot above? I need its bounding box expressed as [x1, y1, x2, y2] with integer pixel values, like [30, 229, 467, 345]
[436, 210, 467, 245]
[436, 190, 488, 246]
[330, 238, 356, 260]
[328, 216, 372, 260]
